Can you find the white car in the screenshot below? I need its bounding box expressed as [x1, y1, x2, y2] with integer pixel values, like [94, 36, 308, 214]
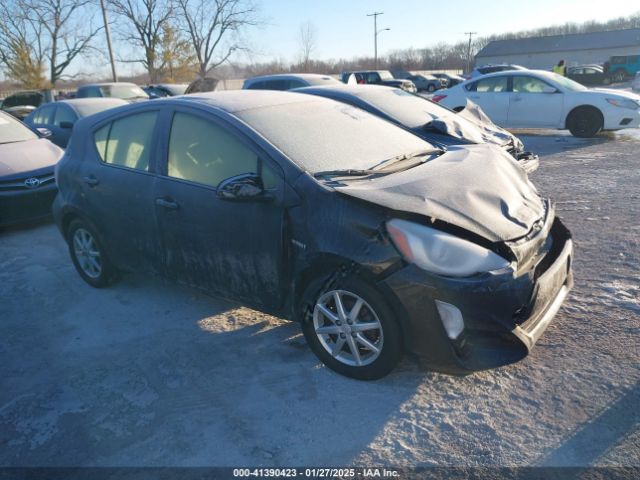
[633, 72, 640, 92]
[433, 70, 640, 137]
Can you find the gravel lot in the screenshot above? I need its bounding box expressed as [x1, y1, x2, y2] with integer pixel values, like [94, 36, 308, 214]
[1, 128, 639, 469]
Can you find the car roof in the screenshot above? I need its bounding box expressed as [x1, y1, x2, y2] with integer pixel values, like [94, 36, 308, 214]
[296, 83, 396, 97]
[136, 90, 330, 115]
[78, 82, 139, 88]
[468, 69, 554, 81]
[246, 73, 336, 82]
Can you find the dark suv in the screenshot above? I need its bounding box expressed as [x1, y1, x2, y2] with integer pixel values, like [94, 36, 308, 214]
[1, 90, 55, 120]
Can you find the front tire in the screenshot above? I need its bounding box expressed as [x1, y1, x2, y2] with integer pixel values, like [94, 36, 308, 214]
[300, 275, 402, 380]
[427, 84, 436, 92]
[67, 219, 119, 288]
[566, 107, 603, 138]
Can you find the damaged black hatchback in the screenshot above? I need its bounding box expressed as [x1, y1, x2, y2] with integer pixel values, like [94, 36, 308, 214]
[53, 91, 573, 380]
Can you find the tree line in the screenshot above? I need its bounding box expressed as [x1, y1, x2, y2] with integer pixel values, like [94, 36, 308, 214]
[0, 2, 638, 89]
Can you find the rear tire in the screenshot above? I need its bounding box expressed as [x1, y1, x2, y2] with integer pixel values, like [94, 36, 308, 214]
[566, 107, 603, 138]
[67, 218, 119, 288]
[300, 275, 402, 380]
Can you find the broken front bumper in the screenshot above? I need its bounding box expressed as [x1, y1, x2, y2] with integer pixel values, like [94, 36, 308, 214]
[379, 218, 573, 374]
[516, 151, 540, 174]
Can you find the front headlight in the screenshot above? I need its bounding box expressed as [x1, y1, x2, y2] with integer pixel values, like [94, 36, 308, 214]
[386, 219, 510, 277]
[606, 98, 640, 109]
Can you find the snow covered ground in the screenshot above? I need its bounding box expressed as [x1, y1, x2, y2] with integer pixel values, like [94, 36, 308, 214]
[1, 128, 639, 469]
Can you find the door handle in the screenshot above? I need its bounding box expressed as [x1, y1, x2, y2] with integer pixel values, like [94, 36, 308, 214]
[155, 197, 179, 210]
[470, 95, 480, 99]
[513, 96, 523, 102]
[83, 175, 99, 187]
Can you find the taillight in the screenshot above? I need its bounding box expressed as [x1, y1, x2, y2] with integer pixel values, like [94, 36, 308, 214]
[432, 94, 447, 103]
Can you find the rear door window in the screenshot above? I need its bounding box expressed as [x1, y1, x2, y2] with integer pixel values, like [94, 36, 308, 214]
[247, 81, 265, 90]
[32, 104, 56, 124]
[93, 111, 158, 171]
[263, 79, 288, 90]
[473, 76, 508, 92]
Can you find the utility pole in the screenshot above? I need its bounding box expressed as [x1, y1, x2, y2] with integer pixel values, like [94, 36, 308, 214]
[99, 0, 118, 82]
[465, 31, 477, 74]
[367, 11, 384, 69]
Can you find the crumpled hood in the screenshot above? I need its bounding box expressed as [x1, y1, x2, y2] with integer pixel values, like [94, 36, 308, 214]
[0, 138, 63, 179]
[334, 143, 545, 242]
[428, 99, 523, 152]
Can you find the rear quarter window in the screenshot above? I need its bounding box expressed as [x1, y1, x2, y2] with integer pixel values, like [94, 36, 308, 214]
[93, 111, 158, 170]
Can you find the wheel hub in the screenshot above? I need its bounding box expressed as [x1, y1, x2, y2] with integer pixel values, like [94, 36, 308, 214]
[312, 289, 384, 367]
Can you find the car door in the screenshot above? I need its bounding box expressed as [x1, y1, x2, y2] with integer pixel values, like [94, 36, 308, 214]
[78, 107, 163, 271]
[582, 67, 604, 85]
[507, 75, 564, 128]
[465, 75, 510, 125]
[154, 107, 287, 309]
[49, 104, 78, 147]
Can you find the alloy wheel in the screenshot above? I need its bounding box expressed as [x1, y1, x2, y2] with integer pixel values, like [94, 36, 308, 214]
[73, 228, 102, 279]
[312, 290, 384, 367]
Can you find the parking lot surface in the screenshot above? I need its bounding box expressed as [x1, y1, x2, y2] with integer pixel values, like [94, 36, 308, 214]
[1, 129, 639, 467]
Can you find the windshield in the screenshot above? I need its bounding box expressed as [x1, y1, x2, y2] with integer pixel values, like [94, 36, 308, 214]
[236, 100, 434, 173]
[306, 76, 341, 86]
[548, 73, 588, 92]
[163, 84, 189, 95]
[0, 112, 38, 143]
[378, 71, 394, 80]
[74, 100, 126, 117]
[356, 88, 460, 129]
[102, 84, 149, 100]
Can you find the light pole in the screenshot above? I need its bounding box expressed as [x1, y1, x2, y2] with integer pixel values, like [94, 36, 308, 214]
[367, 11, 385, 69]
[99, 0, 118, 82]
[376, 27, 390, 69]
[465, 31, 477, 74]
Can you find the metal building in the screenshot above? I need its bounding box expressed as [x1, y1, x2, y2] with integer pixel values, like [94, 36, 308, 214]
[475, 28, 640, 70]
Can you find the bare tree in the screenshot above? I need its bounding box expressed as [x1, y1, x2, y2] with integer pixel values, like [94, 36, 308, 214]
[21, 0, 101, 86]
[0, 1, 47, 87]
[297, 21, 316, 71]
[176, 0, 259, 79]
[107, 0, 173, 82]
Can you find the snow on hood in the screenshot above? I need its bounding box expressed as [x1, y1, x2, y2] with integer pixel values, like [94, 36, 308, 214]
[0, 138, 63, 178]
[334, 143, 544, 242]
[427, 99, 523, 152]
[590, 88, 640, 101]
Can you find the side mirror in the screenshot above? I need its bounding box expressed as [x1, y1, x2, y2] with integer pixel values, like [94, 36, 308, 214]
[217, 173, 274, 202]
[541, 86, 558, 93]
[36, 128, 52, 138]
[59, 121, 74, 129]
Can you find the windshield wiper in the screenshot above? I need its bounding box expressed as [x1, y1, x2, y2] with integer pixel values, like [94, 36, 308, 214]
[372, 148, 444, 171]
[313, 168, 381, 178]
[314, 148, 444, 179]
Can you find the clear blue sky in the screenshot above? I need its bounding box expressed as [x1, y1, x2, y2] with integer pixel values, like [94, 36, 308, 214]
[247, 0, 637, 61]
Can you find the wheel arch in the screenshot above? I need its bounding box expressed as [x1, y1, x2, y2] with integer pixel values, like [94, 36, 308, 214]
[291, 254, 411, 353]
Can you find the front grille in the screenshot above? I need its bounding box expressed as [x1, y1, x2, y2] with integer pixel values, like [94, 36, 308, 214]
[0, 173, 55, 192]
